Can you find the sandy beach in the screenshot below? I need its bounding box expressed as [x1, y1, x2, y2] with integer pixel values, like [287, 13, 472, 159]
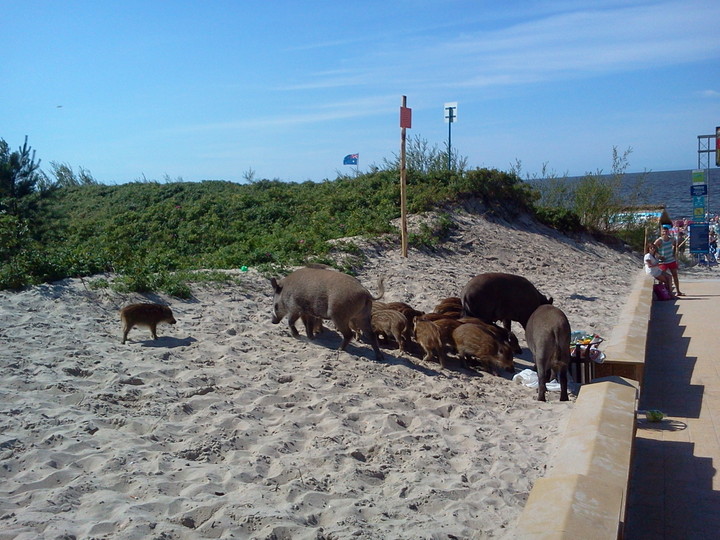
[0, 207, 668, 539]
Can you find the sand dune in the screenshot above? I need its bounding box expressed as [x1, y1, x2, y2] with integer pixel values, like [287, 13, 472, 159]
[0, 208, 648, 539]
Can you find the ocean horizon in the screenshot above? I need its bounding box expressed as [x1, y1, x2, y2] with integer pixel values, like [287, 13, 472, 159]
[534, 168, 720, 221]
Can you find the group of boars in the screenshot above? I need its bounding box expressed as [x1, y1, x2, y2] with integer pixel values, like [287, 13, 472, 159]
[120, 266, 571, 402]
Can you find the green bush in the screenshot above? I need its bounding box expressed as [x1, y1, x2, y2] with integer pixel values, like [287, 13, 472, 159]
[535, 207, 582, 233]
[1, 156, 635, 293]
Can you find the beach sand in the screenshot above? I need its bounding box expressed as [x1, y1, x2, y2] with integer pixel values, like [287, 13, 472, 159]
[0, 207, 656, 539]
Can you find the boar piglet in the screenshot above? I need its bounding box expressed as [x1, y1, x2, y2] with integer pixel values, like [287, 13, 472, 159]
[433, 296, 462, 313]
[430, 318, 463, 353]
[120, 303, 177, 344]
[413, 319, 448, 368]
[383, 302, 424, 344]
[270, 267, 384, 361]
[451, 323, 514, 374]
[458, 317, 522, 354]
[370, 309, 408, 352]
[525, 304, 571, 402]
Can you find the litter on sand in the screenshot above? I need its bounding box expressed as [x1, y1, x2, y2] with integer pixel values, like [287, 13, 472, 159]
[512, 369, 564, 391]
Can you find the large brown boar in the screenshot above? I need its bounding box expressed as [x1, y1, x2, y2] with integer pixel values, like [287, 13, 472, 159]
[120, 303, 177, 344]
[461, 272, 553, 339]
[270, 267, 384, 360]
[451, 323, 515, 374]
[413, 319, 448, 368]
[525, 304, 571, 402]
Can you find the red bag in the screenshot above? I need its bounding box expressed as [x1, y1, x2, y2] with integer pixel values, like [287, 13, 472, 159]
[653, 283, 672, 301]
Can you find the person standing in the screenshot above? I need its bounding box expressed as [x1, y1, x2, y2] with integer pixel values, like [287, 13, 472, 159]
[655, 224, 684, 296]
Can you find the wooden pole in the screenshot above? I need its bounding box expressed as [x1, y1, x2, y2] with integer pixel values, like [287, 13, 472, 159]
[400, 96, 408, 258]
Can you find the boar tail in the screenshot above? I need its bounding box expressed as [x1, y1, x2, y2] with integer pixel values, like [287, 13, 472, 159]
[371, 277, 385, 300]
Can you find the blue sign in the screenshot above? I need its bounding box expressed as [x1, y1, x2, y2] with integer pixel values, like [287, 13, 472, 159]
[691, 184, 708, 196]
[689, 223, 709, 254]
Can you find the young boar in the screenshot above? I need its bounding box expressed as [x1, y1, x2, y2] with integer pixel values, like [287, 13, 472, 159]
[382, 301, 425, 344]
[525, 304, 571, 402]
[433, 297, 462, 314]
[451, 323, 515, 374]
[270, 267, 384, 361]
[457, 317, 522, 354]
[414, 319, 448, 368]
[120, 303, 177, 344]
[431, 318, 463, 353]
[370, 309, 408, 352]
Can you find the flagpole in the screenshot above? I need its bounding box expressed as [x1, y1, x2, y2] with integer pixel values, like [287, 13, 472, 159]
[400, 96, 408, 258]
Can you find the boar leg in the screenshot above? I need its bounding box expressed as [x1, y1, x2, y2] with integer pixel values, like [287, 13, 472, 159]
[121, 323, 132, 344]
[150, 323, 158, 340]
[537, 367, 551, 402]
[287, 313, 301, 337]
[333, 320, 353, 351]
[301, 314, 317, 339]
[558, 368, 569, 401]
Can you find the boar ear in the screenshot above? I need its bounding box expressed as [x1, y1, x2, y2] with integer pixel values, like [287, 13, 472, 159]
[548, 296, 554, 305]
[270, 277, 282, 293]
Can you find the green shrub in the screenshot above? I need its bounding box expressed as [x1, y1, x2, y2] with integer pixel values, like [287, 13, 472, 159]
[535, 207, 582, 233]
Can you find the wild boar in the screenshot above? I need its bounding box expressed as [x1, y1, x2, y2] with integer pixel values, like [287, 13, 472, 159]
[525, 304, 571, 402]
[461, 272, 553, 338]
[270, 267, 384, 360]
[417, 312, 450, 322]
[433, 297, 462, 314]
[431, 318, 463, 353]
[120, 303, 177, 344]
[370, 309, 408, 352]
[414, 319, 448, 368]
[382, 301, 425, 343]
[451, 323, 515, 374]
[457, 317, 522, 354]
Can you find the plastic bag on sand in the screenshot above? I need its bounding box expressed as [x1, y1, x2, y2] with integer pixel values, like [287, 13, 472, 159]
[512, 369, 565, 391]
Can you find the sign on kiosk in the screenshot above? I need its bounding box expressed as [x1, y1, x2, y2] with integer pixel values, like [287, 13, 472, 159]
[692, 169, 707, 220]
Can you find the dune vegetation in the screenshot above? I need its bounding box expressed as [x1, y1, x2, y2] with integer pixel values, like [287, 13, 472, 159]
[1, 136, 647, 295]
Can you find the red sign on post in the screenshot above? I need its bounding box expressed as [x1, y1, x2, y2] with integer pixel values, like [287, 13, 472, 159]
[400, 106, 412, 129]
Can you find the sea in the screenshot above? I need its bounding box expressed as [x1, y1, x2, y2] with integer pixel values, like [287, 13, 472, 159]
[532, 168, 720, 222]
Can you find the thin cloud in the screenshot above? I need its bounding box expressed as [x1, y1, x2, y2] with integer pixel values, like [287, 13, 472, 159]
[428, 1, 720, 86]
[698, 89, 720, 98]
[158, 95, 398, 136]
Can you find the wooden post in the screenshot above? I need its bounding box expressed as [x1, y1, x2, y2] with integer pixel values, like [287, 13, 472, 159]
[400, 96, 409, 258]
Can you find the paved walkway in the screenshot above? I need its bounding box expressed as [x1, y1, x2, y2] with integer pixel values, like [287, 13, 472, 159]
[624, 276, 720, 539]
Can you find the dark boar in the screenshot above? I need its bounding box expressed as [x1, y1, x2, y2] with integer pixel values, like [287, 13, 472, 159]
[451, 323, 515, 374]
[525, 304, 571, 402]
[461, 272, 553, 337]
[270, 267, 384, 360]
[413, 319, 448, 368]
[120, 303, 176, 344]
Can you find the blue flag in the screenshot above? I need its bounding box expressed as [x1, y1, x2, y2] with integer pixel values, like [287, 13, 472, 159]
[343, 153, 359, 165]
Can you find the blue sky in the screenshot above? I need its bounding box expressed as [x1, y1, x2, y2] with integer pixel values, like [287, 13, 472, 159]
[3, 0, 720, 184]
